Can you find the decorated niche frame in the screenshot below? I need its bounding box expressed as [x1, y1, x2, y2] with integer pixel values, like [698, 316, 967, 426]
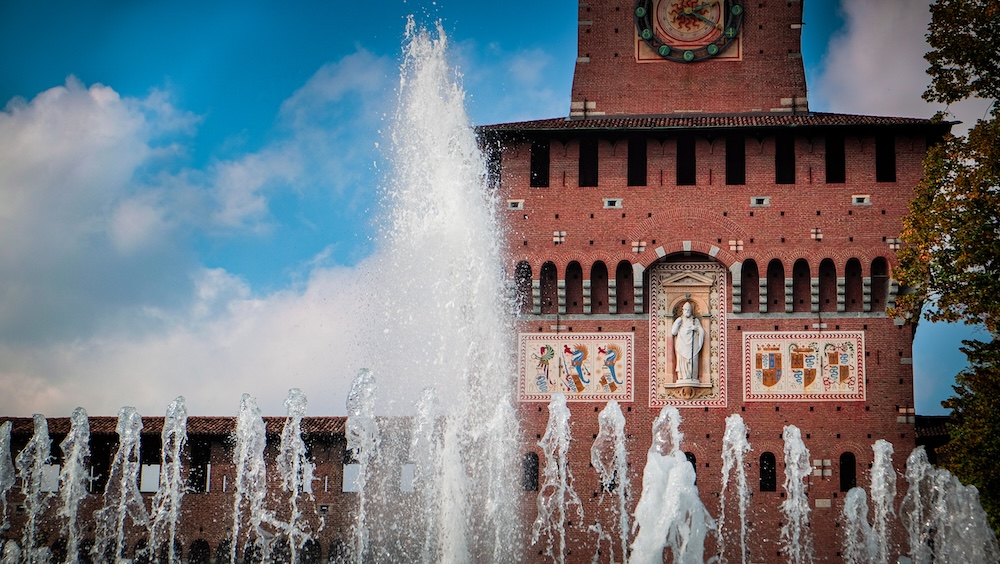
[649, 261, 728, 408]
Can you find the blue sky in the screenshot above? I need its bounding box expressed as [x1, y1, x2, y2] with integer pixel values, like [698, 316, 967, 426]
[0, 0, 987, 417]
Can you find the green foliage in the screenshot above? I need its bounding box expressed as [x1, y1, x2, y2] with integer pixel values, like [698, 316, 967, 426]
[924, 0, 1000, 105]
[940, 339, 1000, 536]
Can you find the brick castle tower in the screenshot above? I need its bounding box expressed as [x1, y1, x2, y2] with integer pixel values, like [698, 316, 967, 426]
[480, 0, 950, 561]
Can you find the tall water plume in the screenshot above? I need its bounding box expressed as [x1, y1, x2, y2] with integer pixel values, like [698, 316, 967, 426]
[57, 407, 90, 564]
[631, 406, 713, 564]
[779, 425, 813, 564]
[94, 406, 149, 562]
[532, 393, 583, 564]
[14, 414, 52, 563]
[869, 439, 896, 563]
[900, 446, 999, 563]
[0, 422, 15, 534]
[230, 394, 269, 563]
[589, 400, 629, 563]
[409, 388, 443, 562]
[150, 397, 188, 564]
[276, 388, 316, 563]
[345, 369, 379, 562]
[356, 17, 520, 561]
[718, 413, 751, 564]
[841, 487, 876, 564]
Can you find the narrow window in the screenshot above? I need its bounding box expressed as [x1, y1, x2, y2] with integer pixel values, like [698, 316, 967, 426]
[685, 452, 697, 484]
[565, 262, 584, 314]
[530, 140, 550, 187]
[616, 261, 634, 313]
[766, 259, 785, 313]
[514, 261, 533, 315]
[760, 452, 777, 492]
[775, 134, 795, 184]
[676, 135, 696, 186]
[741, 260, 759, 312]
[871, 257, 889, 311]
[539, 262, 558, 314]
[845, 258, 863, 312]
[628, 136, 647, 186]
[875, 133, 896, 182]
[188, 540, 211, 564]
[826, 133, 846, 183]
[187, 437, 212, 493]
[522, 452, 540, 491]
[840, 452, 857, 492]
[726, 134, 746, 185]
[591, 261, 609, 314]
[579, 137, 599, 187]
[792, 259, 810, 312]
[819, 259, 837, 313]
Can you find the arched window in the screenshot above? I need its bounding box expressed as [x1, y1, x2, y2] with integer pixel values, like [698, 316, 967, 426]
[766, 260, 785, 313]
[760, 451, 777, 492]
[845, 258, 863, 312]
[819, 259, 837, 312]
[741, 259, 759, 312]
[840, 452, 857, 492]
[300, 539, 322, 563]
[188, 540, 211, 564]
[616, 261, 634, 313]
[514, 261, 532, 314]
[792, 259, 811, 312]
[871, 257, 889, 312]
[540, 262, 558, 314]
[522, 452, 540, 491]
[566, 262, 584, 314]
[685, 451, 697, 484]
[591, 261, 609, 314]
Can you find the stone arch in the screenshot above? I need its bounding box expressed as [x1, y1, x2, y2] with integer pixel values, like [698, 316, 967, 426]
[514, 261, 532, 315]
[792, 258, 811, 312]
[845, 258, 863, 312]
[741, 259, 760, 312]
[565, 261, 584, 314]
[616, 260, 634, 312]
[871, 256, 890, 312]
[819, 258, 837, 312]
[591, 260, 610, 314]
[766, 259, 786, 313]
[539, 261, 558, 314]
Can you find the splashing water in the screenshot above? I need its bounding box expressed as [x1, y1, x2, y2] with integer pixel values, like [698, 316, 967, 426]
[345, 369, 379, 563]
[532, 393, 583, 564]
[57, 407, 90, 564]
[841, 487, 876, 564]
[94, 407, 149, 562]
[149, 397, 188, 564]
[869, 439, 896, 563]
[409, 388, 443, 562]
[900, 446, 999, 563]
[779, 425, 813, 564]
[14, 414, 52, 563]
[230, 394, 269, 563]
[589, 400, 629, 564]
[631, 406, 714, 564]
[0, 422, 15, 535]
[719, 413, 751, 564]
[276, 388, 316, 563]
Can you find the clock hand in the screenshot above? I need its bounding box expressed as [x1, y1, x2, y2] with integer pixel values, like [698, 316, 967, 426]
[689, 10, 719, 27]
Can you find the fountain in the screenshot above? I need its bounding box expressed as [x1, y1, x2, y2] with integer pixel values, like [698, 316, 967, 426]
[94, 406, 148, 561]
[779, 425, 814, 564]
[841, 487, 876, 563]
[56, 408, 90, 564]
[150, 398, 188, 563]
[589, 400, 630, 564]
[531, 393, 583, 564]
[14, 414, 52, 563]
[230, 394, 269, 563]
[0, 423, 16, 539]
[718, 413, 750, 564]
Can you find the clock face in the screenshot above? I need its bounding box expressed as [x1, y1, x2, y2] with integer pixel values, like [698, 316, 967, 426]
[635, 0, 744, 62]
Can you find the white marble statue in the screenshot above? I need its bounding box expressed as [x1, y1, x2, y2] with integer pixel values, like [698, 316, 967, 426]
[671, 301, 705, 382]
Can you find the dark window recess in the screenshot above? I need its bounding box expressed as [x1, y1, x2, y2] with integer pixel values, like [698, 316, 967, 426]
[760, 451, 777, 492]
[825, 133, 846, 183]
[529, 140, 550, 187]
[188, 437, 213, 493]
[685, 452, 697, 485]
[726, 134, 746, 185]
[628, 136, 647, 186]
[875, 133, 896, 182]
[522, 452, 540, 491]
[140, 434, 162, 466]
[840, 452, 857, 492]
[677, 135, 696, 186]
[775, 134, 795, 184]
[579, 137, 599, 187]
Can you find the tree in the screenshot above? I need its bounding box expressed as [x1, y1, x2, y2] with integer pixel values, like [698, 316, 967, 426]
[892, 0, 1000, 536]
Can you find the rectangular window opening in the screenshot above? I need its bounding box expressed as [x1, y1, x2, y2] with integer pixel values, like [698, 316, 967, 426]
[726, 134, 746, 185]
[628, 136, 647, 186]
[579, 137, 599, 187]
[876, 133, 896, 182]
[677, 135, 696, 186]
[529, 140, 550, 187]
[825, 133, 846, 183]
[775, 133, 795, 184]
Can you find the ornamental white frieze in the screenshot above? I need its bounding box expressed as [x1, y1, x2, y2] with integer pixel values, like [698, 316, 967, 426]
[743, 331, 866, 402]
[518, 333, 634, 402]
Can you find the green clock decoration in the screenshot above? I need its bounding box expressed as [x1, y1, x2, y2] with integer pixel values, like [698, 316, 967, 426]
[635, 0, 744, 63]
